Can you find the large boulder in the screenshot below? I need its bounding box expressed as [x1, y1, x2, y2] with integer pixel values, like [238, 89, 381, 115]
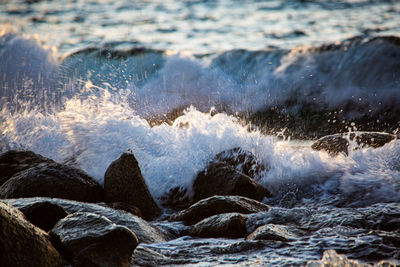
[169, 195, 270, 225]
[193, 162, 272, 203]
[19, 201, 69, 231]
[0, 150, 53, 186]
[0, 201, 63, 267]
[188, 213, 248, 239]
[311, 132, 395, 156]
[0, 162, 104, 202]
[50, 212, 138, 267]
[104, 152, 160, 220]
[6, 197, 172, 244]
[246, 224, 301, 242]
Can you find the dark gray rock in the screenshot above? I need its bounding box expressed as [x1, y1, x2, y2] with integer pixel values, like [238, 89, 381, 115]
[50, 212, 138, 267]
[6, 197, 172, 244]
[311, 132, 395, 156]
[193, 162, 272, 203]
[0, 201, 63, 267]
[246, 224, 300, 242]
[189, 213, 248, 238]
[104, 152, 160, 220]
[0, 162, 104, 202]
[169, 195, 270, 225]
[103, 202, 142, 218]
[19, 201, 69, 231]
[159, 186, 191, 211]
[0, 150, 53, 186]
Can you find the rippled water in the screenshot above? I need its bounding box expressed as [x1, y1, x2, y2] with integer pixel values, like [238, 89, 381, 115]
[1, 0, 400, 266]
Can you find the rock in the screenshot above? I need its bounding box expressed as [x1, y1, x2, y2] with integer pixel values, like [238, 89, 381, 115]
[19, 201, 69, 231]
[50, 212, 138, 267]
[188, 213, 248, 238]
[215, 147, 267, 178]
[0, 201, 63, 267]
[103, 202, 142, 218]
[104, 152, 160, 220]
[6, 197, 172, 244]
[0, 150, 53, 186]
[246, 224, 300, 242]
[193, 162, 272, 203]
[159, 186, 191, 211]
[306, 250, 392, 267]
[311, 132, 395, 156]
[169, 195, 270, 225]
[0, 162, 104, 202]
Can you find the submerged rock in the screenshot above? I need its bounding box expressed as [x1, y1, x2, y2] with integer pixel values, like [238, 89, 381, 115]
[0, 201, 63, 267]
[0, 162, 104, 202]
[311, 132, 395, 156]
[246, 224, 301, 242]
[189, 213, 248, 239]
[0, 150, 53, 186]
[169, 195, 270, 225]
[104, 152, 160, 220]
[6, 197, 171, 244]
[50, 212, 138, 267]
[19, 201, 69, 232]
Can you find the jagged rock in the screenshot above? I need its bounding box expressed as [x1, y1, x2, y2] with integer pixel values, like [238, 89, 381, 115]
[193, 162, 272, 203]
[0, 150, 53, 186]
[311, 132, 395, 156]
[50, 212, 138, 267]
[6, 197, 172, 244]
[246, 224, 300, 242]
[0, 201, 63, 267]
[189, 213, 248, 238]
[19, 201, 69, 231]
[169, 195, 270, 225]
[0, 162, 104, 202]
[104, 152, 160, 220]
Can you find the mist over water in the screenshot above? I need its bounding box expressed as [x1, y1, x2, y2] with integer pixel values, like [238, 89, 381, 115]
[1, 0, 400, 265]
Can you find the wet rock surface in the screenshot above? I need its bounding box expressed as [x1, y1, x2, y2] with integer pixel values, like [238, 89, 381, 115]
[169, 195, 270, 225]
[19, 201, 69, 231]
[6, 197, 173, 244]
[0, 150, 54, 186]
[0, 201, 63, 267]
[189, 213, 248, 239]
[104, 152, 160, 220]
[193, 162, 272, 202]
[311, 132, 395, 156]
[50, 212, 138, 267]
[0, 162, 104, 202]
[246, 224, 302, 242]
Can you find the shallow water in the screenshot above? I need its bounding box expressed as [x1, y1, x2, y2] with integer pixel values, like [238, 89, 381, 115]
[1, 0, 400, 266]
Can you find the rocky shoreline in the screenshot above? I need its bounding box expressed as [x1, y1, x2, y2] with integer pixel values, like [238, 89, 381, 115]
[1, 132, 399, 266]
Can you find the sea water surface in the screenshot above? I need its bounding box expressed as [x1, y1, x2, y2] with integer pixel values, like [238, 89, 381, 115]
[1, 0, 400, 266]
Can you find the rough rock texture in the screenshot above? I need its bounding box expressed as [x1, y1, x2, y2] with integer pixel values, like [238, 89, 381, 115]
[246, 224, 300, 242]
[0, 162, 104, 202]
[50, 212, 138, 267]
[104, 152, 160, 220]
[19, 201, 69, 231]
[193, 162, 272, 203]
[159, 186, 191, 211]
[0, 201, 63, 267]
[169, 195, 270, 225]
[189, 213, 248, 238]
[6, 197, 172, 244]
[311, 132, 395, 156]
[0, 150, 53, 186]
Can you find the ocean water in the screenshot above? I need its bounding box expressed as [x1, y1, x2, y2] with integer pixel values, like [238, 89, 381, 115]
[1, 0, 400, 266]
